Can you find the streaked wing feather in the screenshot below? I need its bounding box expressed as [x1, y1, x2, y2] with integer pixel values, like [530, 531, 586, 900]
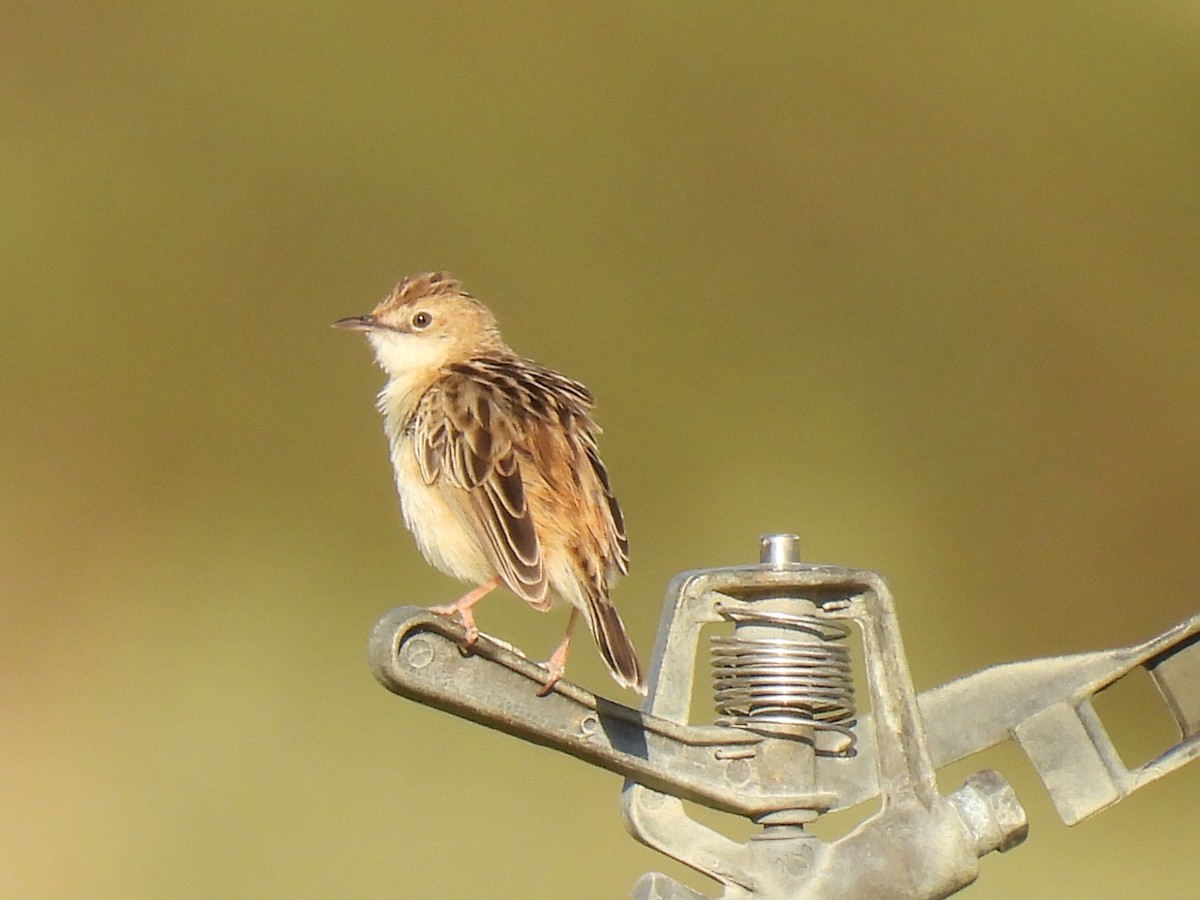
[413, 371, 547, 603]
[585, 442, 629, 575]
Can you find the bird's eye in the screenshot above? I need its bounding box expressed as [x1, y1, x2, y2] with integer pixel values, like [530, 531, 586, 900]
[411, 311, 433, 330]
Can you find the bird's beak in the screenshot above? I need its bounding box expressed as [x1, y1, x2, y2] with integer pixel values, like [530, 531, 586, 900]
[331, 314, 378, 331]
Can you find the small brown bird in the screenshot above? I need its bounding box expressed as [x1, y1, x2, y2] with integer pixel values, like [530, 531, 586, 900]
[335, 272, 645, 694]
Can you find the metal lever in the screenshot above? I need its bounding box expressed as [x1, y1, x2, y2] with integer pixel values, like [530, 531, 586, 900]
[910, 611, 1200, 825]
[369, 607, 830, 817]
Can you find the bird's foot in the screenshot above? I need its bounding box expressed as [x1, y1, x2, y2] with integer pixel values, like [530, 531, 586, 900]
[428, 576, 500, 649]
[536, 636, 572, 696]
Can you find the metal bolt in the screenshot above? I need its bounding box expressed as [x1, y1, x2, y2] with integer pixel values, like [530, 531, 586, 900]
[948, 769, 1029, 855]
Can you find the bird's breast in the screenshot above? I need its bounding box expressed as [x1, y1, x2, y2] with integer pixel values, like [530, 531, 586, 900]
[389, 433, 493, 586]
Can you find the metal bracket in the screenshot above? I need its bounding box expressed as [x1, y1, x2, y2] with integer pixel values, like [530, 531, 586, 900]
[369, 540, 1200, 899]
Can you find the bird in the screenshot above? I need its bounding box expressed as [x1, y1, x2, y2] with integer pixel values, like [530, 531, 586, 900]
[334, 272, 645, 695]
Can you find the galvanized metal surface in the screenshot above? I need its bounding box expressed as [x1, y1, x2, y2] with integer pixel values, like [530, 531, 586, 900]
[368, 536, 1200, 899]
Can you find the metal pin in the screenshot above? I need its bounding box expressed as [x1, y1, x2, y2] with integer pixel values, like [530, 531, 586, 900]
[759, 533, 801, 567]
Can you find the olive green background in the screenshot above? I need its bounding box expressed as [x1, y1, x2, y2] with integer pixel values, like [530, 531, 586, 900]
[4, 4, 1199, 898]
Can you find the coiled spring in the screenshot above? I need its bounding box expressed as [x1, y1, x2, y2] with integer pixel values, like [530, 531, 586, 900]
[712, 604, 857, 755]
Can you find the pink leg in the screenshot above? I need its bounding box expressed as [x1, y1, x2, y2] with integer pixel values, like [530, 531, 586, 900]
[537, 607, 580, 696]
[429, 575, 501, 646]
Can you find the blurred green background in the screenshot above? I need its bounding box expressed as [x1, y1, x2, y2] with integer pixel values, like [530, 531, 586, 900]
[4, 3, 1199, 898]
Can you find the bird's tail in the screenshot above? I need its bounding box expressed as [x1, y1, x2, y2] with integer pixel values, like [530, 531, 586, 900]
[584, 596, 647, 695]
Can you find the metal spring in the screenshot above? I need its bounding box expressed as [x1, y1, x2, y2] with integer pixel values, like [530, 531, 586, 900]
[712, 605, 857, 755]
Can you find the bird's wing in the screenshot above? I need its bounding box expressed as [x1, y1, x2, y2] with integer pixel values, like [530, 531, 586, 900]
[465, 356, 628, 578]
[412, 356, 629, 607]
[411, 361, 548, 604]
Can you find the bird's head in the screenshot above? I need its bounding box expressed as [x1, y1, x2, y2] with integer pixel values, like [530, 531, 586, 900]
[333, 272, 504, 377]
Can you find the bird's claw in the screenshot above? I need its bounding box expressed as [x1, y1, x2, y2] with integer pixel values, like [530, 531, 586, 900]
[536, 641, 570, 696]
[536, 668, 563, 697]
[429, 604, 480, 651]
